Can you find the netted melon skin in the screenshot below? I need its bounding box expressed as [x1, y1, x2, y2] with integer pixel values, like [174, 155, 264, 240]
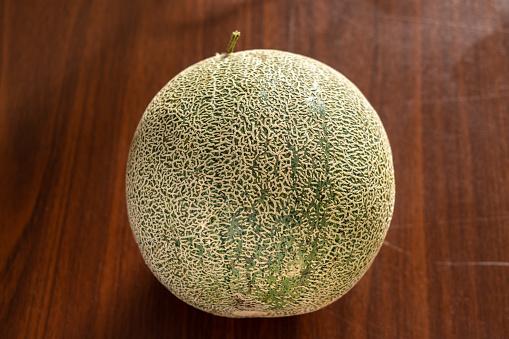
[126, 50, 395, 318]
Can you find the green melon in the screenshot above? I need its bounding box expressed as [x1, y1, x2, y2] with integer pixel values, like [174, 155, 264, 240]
[126, 33, 395, 318]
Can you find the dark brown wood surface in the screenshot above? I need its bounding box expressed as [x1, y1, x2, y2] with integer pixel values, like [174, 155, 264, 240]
[1, 0, 508, 338]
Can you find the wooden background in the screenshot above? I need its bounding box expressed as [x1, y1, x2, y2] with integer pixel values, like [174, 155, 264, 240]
[1, 0, 508, 338]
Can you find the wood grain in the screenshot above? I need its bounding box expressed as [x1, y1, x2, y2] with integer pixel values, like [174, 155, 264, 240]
[1, 0, 508, 338]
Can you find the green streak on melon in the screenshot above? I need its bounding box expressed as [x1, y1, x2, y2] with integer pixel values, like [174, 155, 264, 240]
[126, 48, 395, 318]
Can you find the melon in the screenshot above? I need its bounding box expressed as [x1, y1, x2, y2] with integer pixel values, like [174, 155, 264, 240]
[126, 32, 395, 318]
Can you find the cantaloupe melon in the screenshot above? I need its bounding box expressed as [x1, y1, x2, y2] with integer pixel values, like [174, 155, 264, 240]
[126, 32, 395, 318]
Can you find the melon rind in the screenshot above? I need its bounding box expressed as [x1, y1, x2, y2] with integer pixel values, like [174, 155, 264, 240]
[126, 49, 395, 318]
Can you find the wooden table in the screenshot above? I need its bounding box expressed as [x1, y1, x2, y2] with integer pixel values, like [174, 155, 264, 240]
[1, 0, 508, 338]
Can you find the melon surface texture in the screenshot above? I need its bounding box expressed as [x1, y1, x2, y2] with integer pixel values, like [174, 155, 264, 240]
[126, 48, 395, 318]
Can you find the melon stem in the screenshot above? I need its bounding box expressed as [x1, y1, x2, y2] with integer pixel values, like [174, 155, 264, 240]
[227, 31, 241, 54]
